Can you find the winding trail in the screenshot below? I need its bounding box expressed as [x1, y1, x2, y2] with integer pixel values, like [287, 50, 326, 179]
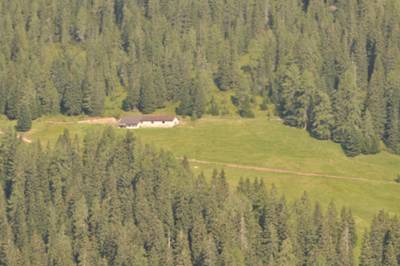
[188, 158, 396, 184]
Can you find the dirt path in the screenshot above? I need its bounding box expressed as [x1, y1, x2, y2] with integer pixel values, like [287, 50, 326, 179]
[188, 159, 395, 184]
[78, 117, 118, 125]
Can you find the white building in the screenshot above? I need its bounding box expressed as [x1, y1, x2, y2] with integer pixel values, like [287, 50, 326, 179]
[118, 115, 179, 129]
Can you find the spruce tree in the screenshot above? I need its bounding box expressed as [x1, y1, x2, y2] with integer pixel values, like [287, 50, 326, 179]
[359, 231, 375, 266]
[276, 238, 297, 266]
[16, 102, 32, 132]
[138, 63, 157, 114]
[366, 56, 386, 137]
[361, 110, 380, 154]
[309, 91, 333, 140]
[384, 71, 400, 154]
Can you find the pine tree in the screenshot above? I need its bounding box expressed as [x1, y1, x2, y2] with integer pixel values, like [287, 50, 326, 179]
[277, 64, 309, 128]
[333, 65, 364, 156]
[208, 96, 220, 116]
[215, 44, 237, 91]
[174, 230, 192, 266]
[29, 233, 47, 265]
[366, 57, 386, 137]
[123, 48, 141, 111]
[309, 90, 333, 140]
[176, 88, 193, 117]
[191, 83, 207, 119]
[16, 102, 32, 132]
[384, 71, 400, 154]
[0, 184, 19, 266]
[361, 110, 380, 154]
[276, 238, 297, 266]
[359, 231, 375, 266]
[138, 63, 157, 114]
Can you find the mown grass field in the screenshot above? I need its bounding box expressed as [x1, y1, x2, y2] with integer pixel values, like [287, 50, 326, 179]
[1, 113, 400, 231]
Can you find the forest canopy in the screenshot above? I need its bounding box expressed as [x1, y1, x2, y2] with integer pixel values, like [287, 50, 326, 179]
[0, 0, 399, 156]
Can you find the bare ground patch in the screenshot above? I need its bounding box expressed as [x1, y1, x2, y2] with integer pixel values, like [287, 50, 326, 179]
[78, 117, 118, 125]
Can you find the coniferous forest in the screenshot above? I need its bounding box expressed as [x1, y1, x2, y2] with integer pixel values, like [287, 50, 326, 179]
[1, 1, 400, 265]
[0, 0, 400, 156]
[0, 128, 399, 265]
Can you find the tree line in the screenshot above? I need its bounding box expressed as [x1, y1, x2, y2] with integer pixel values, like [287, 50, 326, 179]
[0, 128, 398, 265]
[0, 0, 400, 155]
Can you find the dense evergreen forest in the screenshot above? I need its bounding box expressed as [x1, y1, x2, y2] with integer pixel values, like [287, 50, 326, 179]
[0, 128, 398, 265]
[0, 0, 400, 156]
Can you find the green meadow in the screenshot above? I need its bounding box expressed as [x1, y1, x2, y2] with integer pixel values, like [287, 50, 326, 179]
[1, 113, 400, 229]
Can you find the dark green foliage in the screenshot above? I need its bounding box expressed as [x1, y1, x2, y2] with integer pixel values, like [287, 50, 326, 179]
[176, 89, 193, 117]
[359, 211, 400, 266]
[309, 91, 332, 140]
[208, 97, 220, 116]
[215, 45, 237, 91]
[361, 110, 381, 154]
[384, 72, 400, 154]
[341, 126, 364, 157]
[260, 96, 269, 111]
[0, 128, 382, 265]
[238, 96, 255, 118]
[16, 102, 32, 132]
[138, 63, 157, 114]
[176, 79, 207, 118]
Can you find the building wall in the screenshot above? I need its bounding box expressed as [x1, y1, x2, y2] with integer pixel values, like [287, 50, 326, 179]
[120, 118, 179, 129]
[139, 119, 179, 128]
[126, 125, 140, 129]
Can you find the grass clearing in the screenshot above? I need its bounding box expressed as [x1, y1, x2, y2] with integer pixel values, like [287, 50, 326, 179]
[1, 113, 400, 228]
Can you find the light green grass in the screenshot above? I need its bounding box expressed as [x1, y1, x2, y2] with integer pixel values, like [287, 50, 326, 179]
[134, 116, 400, 182]
[191, 164, 400, 230]
[133, 115, 400, 229]
[2, 113, 400, 229]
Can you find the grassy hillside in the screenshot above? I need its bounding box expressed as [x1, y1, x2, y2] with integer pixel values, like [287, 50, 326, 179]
[132, 115, 400, 228]
[1, 113, 400, 230]
[134, 116, 400, 182]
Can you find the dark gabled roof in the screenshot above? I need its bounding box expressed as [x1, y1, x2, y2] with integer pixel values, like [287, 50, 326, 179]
[119, 115, 176, 125]
[119, 117, 141, 126]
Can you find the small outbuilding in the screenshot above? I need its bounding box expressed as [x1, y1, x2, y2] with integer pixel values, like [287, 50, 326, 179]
[118, 115, 179, 129]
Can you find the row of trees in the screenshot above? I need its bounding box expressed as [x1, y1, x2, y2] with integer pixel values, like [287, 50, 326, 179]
[360, 211, 400, 265]
[0, 0, 400, 155]
[1, 128, 392, 265]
